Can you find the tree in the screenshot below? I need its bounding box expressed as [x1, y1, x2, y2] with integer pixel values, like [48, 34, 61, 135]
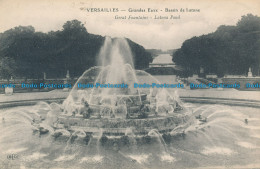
[173, 14, 260, 77]
[0, 57, 17, 80]
[0, 20, 152, 79]
[62, 20, 87, 35]
[237, 14, 260, 32]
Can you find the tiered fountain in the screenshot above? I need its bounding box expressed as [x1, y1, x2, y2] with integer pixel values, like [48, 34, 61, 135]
[50, 37, 190, 137]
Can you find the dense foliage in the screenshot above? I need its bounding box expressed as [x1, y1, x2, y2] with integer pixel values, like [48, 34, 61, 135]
[0, 20, 152, 79]
[173, 14, 260, 77]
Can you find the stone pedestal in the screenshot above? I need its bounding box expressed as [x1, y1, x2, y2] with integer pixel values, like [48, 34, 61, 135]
[63, 70, 71, 91]
[6, 77, 14, 95]
[248, 67, 253, 77]
[5, 87, 13, 95]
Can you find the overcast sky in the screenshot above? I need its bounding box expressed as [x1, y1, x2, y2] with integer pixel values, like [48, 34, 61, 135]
[0, 0, 259, 50]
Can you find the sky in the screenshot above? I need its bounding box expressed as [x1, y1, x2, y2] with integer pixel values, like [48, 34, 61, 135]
[0, 0, 259, 50]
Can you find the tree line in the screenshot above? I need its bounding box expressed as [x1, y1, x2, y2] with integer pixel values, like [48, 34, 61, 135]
[173, 14, 260, 77]
[0, 20, 152, 80]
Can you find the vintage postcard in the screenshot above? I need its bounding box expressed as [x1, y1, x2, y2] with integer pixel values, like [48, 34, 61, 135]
[0, 0, 260, 168]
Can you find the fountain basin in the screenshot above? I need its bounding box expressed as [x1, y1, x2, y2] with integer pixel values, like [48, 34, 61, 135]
[56, 112, 189, 135]
[89, 93, 147, 104]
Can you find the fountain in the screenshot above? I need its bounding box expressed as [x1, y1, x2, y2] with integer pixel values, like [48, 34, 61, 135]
[11, 36, 191, 152]
[46, 37, 190, 137]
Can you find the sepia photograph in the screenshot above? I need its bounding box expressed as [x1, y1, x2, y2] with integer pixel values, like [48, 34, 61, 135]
[0, 0, 260, 168]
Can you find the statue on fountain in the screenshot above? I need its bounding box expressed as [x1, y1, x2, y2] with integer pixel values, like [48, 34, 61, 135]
[79, 99, 92, 119]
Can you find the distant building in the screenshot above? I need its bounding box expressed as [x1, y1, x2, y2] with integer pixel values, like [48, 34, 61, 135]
[149, 63, 175, 68]
[145, 54, 182, 83]
[149, 54, 175, 68]
[206, 74, 217, 78]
